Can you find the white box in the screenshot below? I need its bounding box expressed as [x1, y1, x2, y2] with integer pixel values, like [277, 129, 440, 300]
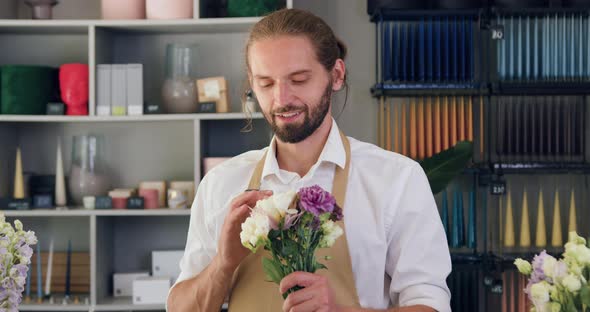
[113, 272, 150, 297]
[126, 64, 143, 116]
[96, 64, 112, 116]
[152, 250, 183, 283]
[132, 277, 171, 305]
[111, 64, 127, 115]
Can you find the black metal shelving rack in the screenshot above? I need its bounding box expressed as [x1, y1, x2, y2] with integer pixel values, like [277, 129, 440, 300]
[369, 3, 590, 311]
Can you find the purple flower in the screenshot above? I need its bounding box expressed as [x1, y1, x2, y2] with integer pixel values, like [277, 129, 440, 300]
[530, 250, 549, 283]
[330, 204, 343, 221]
[298, 185, 336, 217]
[283, 211, 303, 230]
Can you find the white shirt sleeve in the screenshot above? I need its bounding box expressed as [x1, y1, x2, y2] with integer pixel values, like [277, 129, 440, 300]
[172, 174, 218, 288]
[385, 164, 452, 312]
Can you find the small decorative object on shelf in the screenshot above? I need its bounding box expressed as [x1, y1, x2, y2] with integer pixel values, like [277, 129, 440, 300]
[0, 65, 57, 115]
[95, 196, 113, 209]
[168, 189, 188, 209]
[127, 196, 145, 209]
[59, 64, 89, 116]
[46, 102, 65, 115]
[514, 232, 590, 311]
[146, 0, 192, 19]
[83, 196, 95, 209]
[139, 181, 166, 207]
[197, 77, 229, 113]
[68, 134, 111, 205]
[101, 0, 145, 20]
[0, 213, 37, 311]
[162, 43, 199, 114]
[24, 0, 59, 19]
[13, 147, 25, 199]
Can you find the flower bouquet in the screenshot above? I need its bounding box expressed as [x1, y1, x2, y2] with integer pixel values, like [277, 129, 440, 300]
[515, 232, 590, 312]
[240, 185, 344, 298]
[0, 213, 37, 312]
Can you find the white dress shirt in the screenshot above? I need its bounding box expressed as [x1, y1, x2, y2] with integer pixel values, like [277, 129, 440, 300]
[173, 119, 452, 311]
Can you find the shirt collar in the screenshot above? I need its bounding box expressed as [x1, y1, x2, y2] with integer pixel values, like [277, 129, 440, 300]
[261, 118, 346, 181]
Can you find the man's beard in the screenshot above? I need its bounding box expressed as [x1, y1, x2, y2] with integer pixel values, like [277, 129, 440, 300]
[267, 81, 332, 144]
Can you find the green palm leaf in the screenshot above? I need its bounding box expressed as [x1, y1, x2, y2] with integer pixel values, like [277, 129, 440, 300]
[418, 141, 474, 194]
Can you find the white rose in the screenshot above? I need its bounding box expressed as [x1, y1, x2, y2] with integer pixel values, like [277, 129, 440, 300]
[514, 258, 532, 275]
[255, 190, 297, 226]
[543, 256, 558, 278]
[272, 190, 297, 214]
[562, 274, 582, 292]
[319, 220, 343, 248]
[240, 212, 270, 251]
[530, 281, 550, 303]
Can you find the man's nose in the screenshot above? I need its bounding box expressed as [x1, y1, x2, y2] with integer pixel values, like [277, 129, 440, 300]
[273, 81, 292, 107]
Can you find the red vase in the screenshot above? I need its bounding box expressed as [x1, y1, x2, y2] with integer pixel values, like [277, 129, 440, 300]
[59, 63, 89, 116]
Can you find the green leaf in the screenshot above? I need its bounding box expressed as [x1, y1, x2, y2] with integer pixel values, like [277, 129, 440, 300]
[262, 257, 284, 284]
[418, 141, 474, 194]
[281, 239, 299, 257]
[581, 285, 590, 308]
[314, 261, 327, 272]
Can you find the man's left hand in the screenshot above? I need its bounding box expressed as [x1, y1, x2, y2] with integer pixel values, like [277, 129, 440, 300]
[280, 271, 340, 312]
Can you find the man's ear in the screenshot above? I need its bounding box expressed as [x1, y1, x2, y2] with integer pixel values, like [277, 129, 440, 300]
[331, 59, 346, 91]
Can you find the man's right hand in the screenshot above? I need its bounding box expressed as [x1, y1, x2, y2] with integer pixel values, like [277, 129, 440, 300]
[215, 189, 273, 273]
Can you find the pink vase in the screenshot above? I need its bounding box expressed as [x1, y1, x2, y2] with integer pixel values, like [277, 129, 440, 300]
[146, 0, 193, 19]
[102, 0, 146, 19]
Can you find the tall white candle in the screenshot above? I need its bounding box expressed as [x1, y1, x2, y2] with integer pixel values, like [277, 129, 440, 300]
[44, 239, 54, 296]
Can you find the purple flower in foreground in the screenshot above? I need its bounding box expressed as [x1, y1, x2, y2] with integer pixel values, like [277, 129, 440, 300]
[530, 250, 549, 283]
[298, 185, 336, 217]
[330, 204, 343, 221]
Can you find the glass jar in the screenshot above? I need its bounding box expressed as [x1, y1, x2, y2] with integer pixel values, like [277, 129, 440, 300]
[161, 43, 199, 114]
[68, 134, 111, 205]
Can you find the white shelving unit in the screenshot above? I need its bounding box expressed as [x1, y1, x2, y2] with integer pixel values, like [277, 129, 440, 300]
[0, 0, 291, 311]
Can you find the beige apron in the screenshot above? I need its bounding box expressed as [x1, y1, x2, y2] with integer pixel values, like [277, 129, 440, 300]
[228, 131, 361, 311]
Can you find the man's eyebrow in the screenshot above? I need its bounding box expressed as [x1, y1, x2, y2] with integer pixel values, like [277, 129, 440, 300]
[253, 70, 312, 80]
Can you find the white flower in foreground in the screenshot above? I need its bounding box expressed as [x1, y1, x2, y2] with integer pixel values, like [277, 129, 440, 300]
[542, 255, 558, 279]
[514, 258, 532, 275]
[561, 274, 582, 292]
[240, 212, 270, 252]
[256, 190, 297, 228]
[319, 220, 343, 248]
[530, 281, 551, 303]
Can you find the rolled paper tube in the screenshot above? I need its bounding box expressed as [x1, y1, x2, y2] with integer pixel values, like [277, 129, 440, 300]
[393, 101, 399, 153]
[504, 191, 515, 247]
[450, 97, 457, 147]
[139, 188, 159, 209]
[551, 189, 563, 247]
[479, 95, 484, 156]
[467, 189, 476, 249]
[14, 147, 24, 199]
[568, 189, 577, 232]
[451, 190, 460, 248]
[443, 97, 450, 150]
[519, 189, 531, 247]
[410, 98, 417, 159]
[441, 190, 449, 240]
[386, 99, 392, 151]
[426, 97, 433, 158]
[417, 98, 425, 159]
[112, 197, 127, 209]
[536, 189, 547, 247]
[434, 97, 441, 154]
[36, 242, 41, 301]
[467, 97, 473, 141]
[377, 97, 385, 148]
[401, 99, 408, 156]
[458, 96, 465, 141]
[457, 190, 464, 247]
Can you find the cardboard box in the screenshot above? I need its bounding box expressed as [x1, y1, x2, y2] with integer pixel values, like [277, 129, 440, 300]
[152, 250, 184, 283]
[132, 277, 171, 305]
[113, 272, 150, 297]
[196, 77, 229, 113]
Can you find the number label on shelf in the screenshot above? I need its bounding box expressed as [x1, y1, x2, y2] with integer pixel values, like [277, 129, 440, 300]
[490, 181, 506, 195]
[491, 26, 504, 40]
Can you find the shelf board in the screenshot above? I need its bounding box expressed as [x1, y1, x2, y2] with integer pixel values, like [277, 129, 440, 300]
[95, 297, 164, 311]
[371, 82, 485, 97]
[0, 17, 261, 34]
[18, 303, 90, 311]
[1, 208, 191, 217]
[0, 112, 264, 123]
[492, 81, 590, 95]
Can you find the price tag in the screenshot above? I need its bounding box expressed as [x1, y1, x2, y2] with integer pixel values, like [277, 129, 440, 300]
[491, 25, 504, 40]
[490, 180, 506, 195]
